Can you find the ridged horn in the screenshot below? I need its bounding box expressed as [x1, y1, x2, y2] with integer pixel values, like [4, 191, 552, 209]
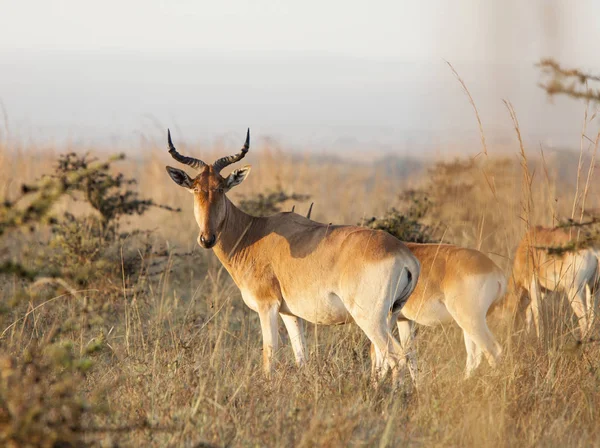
[167, 129, 206, 170]
[213, 128, 250, 174]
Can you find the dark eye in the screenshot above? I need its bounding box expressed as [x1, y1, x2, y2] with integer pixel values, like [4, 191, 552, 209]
[217, 188, 224, 193]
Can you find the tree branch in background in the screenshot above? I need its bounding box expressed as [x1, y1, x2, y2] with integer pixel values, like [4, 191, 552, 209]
[538, 58, 600, 104]
[536, 215, 600, 256]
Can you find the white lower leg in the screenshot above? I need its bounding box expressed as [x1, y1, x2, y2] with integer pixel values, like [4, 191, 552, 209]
[570, 290, 589, 339]
[585, 285, 595, 331]
[397, 319, 417, 383]
[463, 332, 482, 378]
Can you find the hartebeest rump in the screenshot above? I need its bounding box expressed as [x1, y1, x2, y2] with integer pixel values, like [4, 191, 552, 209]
[365, 243, 506, 379]
[165, 129, 421, 382]
[505, 226, 598, 339]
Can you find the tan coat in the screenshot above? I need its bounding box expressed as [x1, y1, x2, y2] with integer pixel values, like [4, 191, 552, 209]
[374, 243, 506, 379]
[507, 226, 598, 338]
[167, 161, 421, 381]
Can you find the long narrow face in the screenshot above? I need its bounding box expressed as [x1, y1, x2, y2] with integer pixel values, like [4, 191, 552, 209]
[165, 129, 251, 249]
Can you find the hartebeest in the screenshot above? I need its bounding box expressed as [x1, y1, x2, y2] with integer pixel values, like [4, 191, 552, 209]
[368, 243, 506, 379]
[164, 129, 421, 382]
[505, 226, 598, 339]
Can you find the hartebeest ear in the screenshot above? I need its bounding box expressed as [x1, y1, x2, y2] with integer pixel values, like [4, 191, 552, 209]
[224, 165, 251, 191]
[166, 166, 193, 189]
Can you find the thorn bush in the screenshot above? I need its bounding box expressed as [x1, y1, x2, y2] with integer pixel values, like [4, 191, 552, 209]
[0, 151, 178, 446]
[359, 189, 436, 243]
[238, 187, 310, 217]
[52, 152, 180, 232]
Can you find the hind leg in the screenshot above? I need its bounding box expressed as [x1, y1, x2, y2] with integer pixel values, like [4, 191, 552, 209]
[355, 314, 406, 386]
[397, 319, 417, 383]
[590, 284, 599, 333]
[568, 287, 589, 339]
[586, 285, 595, 331]
[369, 343, 377, 382]
[369, 317, 414, 385]
[463, 331, 483, 378]
[464, 323, 501, 370]
[348, 260, 415, 386]
[369, 343, 389, 387]
[448, 302, 502, 371]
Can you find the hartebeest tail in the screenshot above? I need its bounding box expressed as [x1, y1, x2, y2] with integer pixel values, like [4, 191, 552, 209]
[165, 129, 421, 385]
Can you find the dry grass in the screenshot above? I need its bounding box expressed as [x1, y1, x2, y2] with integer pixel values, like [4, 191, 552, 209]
[1, 127, 600, 447]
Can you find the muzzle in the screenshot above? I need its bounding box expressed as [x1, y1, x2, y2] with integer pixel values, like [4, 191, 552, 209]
[198, 233, 217, 249]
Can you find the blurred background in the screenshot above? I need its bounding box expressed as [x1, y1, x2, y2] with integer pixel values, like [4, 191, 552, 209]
[1, 0, 599, 155]
[3, 3, 600, 446]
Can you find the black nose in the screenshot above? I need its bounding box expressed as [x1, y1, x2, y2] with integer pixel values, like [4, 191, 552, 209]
[200, 234, 216, 249]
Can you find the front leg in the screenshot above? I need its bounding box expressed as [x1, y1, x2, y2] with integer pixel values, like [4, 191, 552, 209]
[280, 314, 307, 366]
[258, 303, 280, 377]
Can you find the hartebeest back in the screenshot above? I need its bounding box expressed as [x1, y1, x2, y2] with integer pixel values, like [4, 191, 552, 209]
[165, 129, 421, 383]
[506, 226, 598, 339]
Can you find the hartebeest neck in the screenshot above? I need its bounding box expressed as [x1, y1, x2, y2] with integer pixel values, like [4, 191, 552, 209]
[211, 196, 257, 271]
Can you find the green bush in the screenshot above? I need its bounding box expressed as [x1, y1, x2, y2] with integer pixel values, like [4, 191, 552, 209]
[238, 186, 310, 217]
[53, 152, 178, 232]
[359, 189, 435, 243]
[1, 152, 177, 284]
[0, 151, 176, 447]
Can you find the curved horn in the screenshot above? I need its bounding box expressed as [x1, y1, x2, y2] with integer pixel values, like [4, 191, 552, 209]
[213, 128, 250, 174]
[167, 129, 206, 170]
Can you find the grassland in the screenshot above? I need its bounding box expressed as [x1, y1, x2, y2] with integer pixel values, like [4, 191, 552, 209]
[1, 124, 600, 447]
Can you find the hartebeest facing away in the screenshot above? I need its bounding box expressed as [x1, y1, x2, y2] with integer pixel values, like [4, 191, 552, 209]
[165, 129, 421, 382]
[369, 243, 506, 379]
[505, 226, 598, 339]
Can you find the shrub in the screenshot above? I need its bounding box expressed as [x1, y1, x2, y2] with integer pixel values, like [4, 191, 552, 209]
[359, 189, 435, 243]
[0, 154, 125, 238]
[238, 186, 310, 217]
[1, 152, 177, 285]
[0, 345, 100, 447]
[0, 151, 176, 446]
[0, 153, 125, 279]
[52, 152, 179, 232]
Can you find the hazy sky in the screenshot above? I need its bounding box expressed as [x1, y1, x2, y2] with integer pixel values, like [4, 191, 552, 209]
[1, 0, 600, 153]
